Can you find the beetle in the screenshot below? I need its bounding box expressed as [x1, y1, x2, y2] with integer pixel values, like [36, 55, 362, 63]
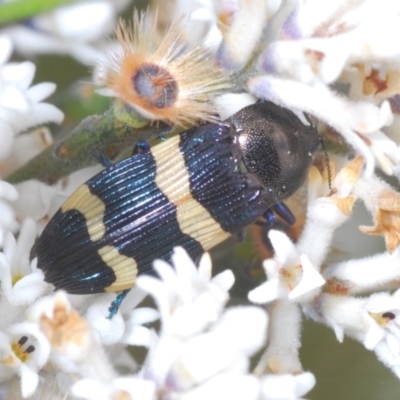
[32, 100, 320, 317]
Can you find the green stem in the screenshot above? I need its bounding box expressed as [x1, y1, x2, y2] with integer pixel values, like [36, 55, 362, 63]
[7, 101, 173, 184]
[0, 0, 74, 25]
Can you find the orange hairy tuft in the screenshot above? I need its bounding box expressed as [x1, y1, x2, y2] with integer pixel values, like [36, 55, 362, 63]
[96, 12, 230, 127]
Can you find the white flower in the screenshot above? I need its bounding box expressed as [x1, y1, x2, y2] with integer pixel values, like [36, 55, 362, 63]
[167, 371, 316, 400]
[258, 372, 316, 400]
[136, 247, 234, 337]
[83, 288, 159, 347]
[217, 0, 268, 70]
[164, 306, 268, 390]
[248, 230, 325, 304]
[213, 92, 257, 119]
[12, 180, 57, 225]
[0, 180, 18, 246]
[135, 247, 235, 389]
[354, 174, 400, 254]
[0, 126, 53, 177]
[142, 305, 268, 394]
[120, 305, 159, 347]
[173, 0, 226, 48]
[248, 0, 400, 176]
[296, 157, 363, 268]
[134, 247, 269, 396]
[71, 376, 155, 400]
[0, 219, 50, 316]
[364, 291, 400, 353]
[2, 1, 130, 65]
[0, 322, 50, 398]
[0, 370, 73, 400]
[367, 130, 400, 176]
[317, 291, 400, 356]
[323, 250, 400, 295]
[36, 292, 116, 381]
[174, 373, 260, 400]
[263, 0, 400, 83]
[0, 37, 64, 160]
[255, 301, 303, 375]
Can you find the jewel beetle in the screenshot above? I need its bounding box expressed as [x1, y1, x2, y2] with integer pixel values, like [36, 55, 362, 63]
[32, 100, 320, 316]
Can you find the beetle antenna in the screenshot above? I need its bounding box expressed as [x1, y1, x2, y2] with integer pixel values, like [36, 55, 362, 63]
[319, 136, 332, 190]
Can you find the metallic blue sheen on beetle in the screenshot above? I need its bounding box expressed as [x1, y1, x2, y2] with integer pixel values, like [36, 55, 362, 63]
[32, 101, 320, 316]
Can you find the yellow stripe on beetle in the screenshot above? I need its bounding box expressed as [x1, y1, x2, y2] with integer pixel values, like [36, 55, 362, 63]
[151, 136, 231, 251]
[61, 184, 107, 242]
[98, 245, 139, 292]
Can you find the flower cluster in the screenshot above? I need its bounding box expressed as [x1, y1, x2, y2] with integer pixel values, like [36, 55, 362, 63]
[0, 35, 63, 246]
[2, 0, 130, 65]
[2, 0, 400, 399]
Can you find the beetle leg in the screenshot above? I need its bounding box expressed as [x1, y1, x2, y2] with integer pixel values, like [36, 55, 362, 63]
[235, 229, 246, 242]
[93, 153, 112, 167]
[254, 209, 276, 227]
[255, 203, 296, 227]
[272, 202, 296, 225]
[132, 141, 150, 155]
[107, 289, 130, 319]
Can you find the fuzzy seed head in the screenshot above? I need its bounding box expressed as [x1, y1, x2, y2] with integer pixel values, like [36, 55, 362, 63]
[96, 12, 231, 127]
